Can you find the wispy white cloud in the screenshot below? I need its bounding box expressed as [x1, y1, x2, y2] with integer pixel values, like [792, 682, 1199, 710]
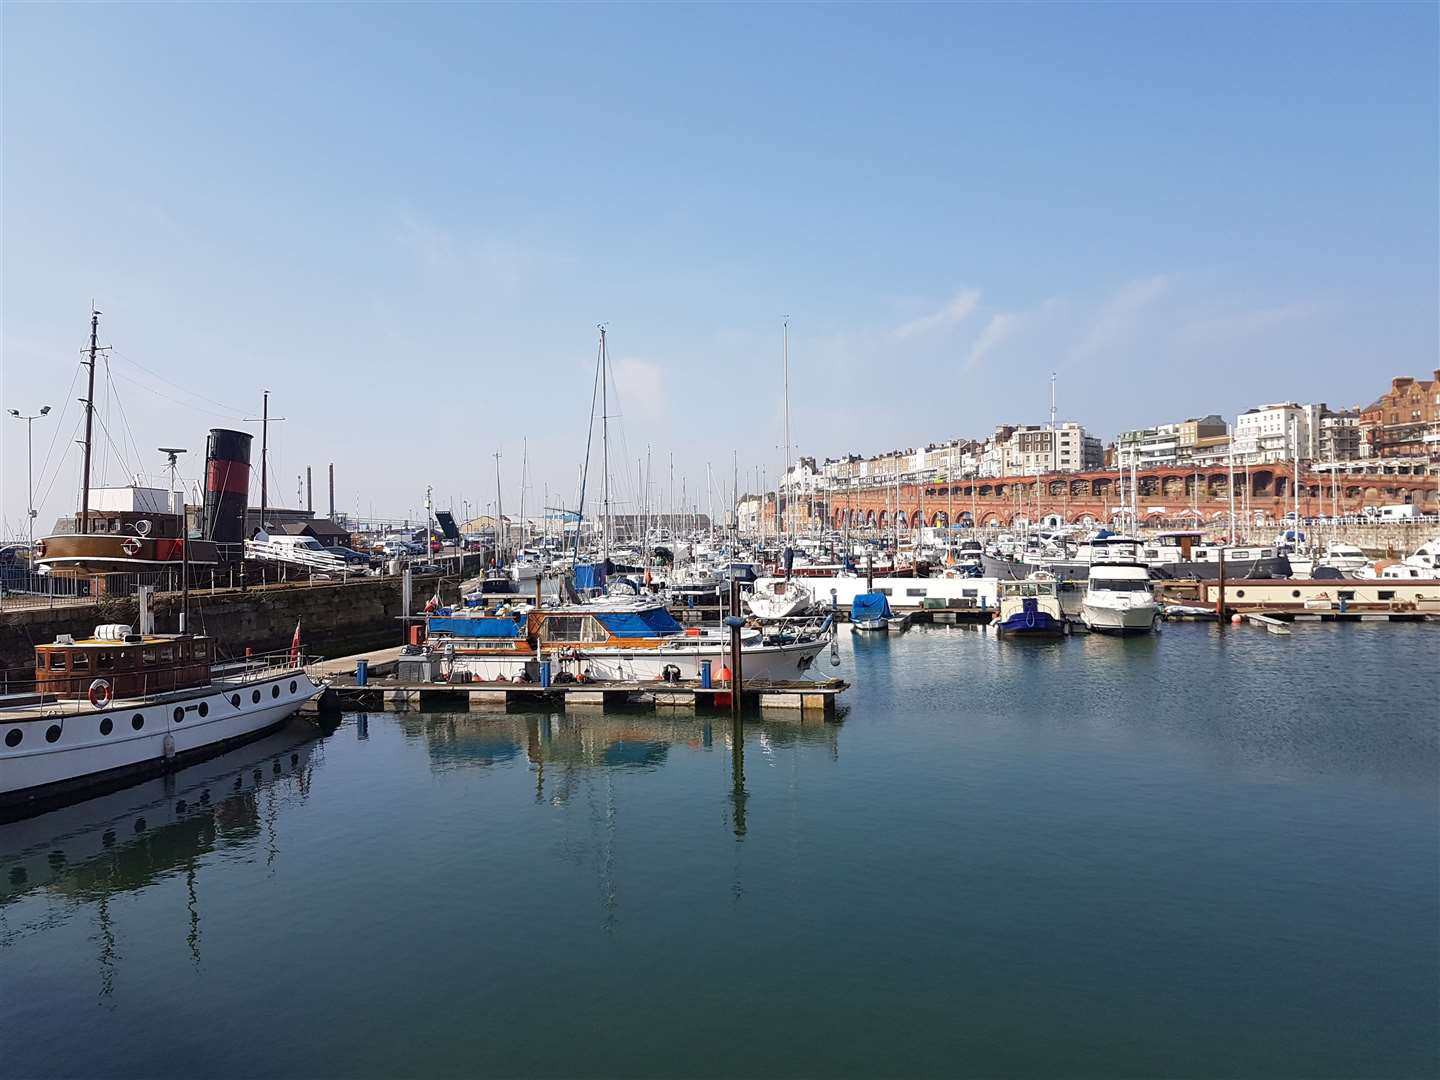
[964, 312, 1020, 371]
[1067, 273, 1171, 365]
[1179, 301, 1321, 345]
[893, 288, 981, 341]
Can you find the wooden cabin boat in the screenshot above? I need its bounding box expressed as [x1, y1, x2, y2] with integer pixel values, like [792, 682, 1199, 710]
[1, 625, 319, 818]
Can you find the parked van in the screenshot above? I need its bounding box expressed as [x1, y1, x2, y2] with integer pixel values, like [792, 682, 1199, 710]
[1378, 504, 1418, 521]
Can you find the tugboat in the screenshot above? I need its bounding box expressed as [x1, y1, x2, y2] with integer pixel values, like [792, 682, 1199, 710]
[993, 575, 1069, 637]
[0, 605, 320, 818]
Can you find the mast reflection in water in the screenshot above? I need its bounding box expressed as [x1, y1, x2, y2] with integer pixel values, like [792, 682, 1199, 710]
[1, 721, 323, 994]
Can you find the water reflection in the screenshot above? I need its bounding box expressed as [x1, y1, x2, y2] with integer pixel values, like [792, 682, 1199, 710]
[395, 708, 837, 786]
[0, 721, 324, 984]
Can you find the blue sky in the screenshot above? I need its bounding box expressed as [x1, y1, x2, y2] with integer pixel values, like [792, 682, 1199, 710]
[3, 3, 1436, 530]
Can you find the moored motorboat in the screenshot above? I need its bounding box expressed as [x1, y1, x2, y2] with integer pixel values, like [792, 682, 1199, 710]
[992, 576, 1069, 637]
[426, 595, 831, 683]
[850, 592, 892, 632]
[1081, 536, 1159, 634]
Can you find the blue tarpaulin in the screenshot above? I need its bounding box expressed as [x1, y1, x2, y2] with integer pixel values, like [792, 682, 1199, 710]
[595, 607, 684, 637]
[427, 615, 526, 639]
[574, 563, 607, 591]
[851, 593, 891, 621]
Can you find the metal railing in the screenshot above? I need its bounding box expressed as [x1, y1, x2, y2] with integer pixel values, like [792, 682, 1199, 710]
[2, 648, 321, 704]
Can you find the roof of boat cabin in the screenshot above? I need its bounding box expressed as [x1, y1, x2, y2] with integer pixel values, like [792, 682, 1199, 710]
[39, 633, 206, 649]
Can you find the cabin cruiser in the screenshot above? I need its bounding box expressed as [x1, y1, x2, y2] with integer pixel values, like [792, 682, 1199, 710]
[1, 622, 320, 817]
[1291, 543, 1370, 579]
[1080, 536, 1159, 634]
[425, 595, 831, 682]
[992, 576, 1068, 637]
[1355, 537, 1440, 580]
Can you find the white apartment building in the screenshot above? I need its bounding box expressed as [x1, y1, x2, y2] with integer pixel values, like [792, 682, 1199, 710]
[1234, 403, 1310, 464]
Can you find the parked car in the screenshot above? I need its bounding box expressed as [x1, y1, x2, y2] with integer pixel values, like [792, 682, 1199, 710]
[323, 545, 376, 571]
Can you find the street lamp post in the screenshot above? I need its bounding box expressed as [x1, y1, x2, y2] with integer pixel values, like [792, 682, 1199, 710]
[8, 405, 51, 549]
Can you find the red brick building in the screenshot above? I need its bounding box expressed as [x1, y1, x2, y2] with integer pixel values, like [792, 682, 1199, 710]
[1361, 371, 1440, 460]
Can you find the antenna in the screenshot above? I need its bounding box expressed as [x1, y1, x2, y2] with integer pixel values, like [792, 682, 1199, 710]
[159, 446, 190, 633]
[243, 390, 287, 531]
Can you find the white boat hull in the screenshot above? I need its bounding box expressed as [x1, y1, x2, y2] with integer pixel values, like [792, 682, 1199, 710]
[0, 669, 321, 809]
[1081, 599, 1159, 633]
[447, 636, 829, 683]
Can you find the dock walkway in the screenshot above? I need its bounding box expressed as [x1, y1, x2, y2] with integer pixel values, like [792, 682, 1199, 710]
[308, 648, 847, 716]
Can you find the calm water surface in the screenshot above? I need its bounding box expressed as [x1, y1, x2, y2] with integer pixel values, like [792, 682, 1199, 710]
[4, 622, 1437, 1078]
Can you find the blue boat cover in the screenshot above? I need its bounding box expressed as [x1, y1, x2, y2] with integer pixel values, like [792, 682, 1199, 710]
[574, 563, 607, 591]
[851, 592, 891, 620]
[595, 607, 684, 637]
[427, 615, 526, 639]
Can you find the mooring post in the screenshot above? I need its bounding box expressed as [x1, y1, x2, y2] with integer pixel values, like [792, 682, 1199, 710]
[1216, 549, 1226, 621]
[723, 614, 744, 720]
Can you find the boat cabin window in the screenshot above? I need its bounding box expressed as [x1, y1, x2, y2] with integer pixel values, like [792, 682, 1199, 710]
[48, 653, 67, 670]
[96, 651, 114, 670]
[142, 648, 158, 664]
[906, 588, 927, 597]
[542, 615, 606, 643]
[193, 641, 209, 660]
[1378, 590, 1395, 600]
[71, 652, 89, 670]
[1093, 579, 1150, 592]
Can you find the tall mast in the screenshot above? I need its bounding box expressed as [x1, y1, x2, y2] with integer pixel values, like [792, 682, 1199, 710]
[260, 391, 269, 529]
[494, 448, 504, 566]
[782, 318, 791, 538]
[599, 326, 610, 561]
[519, 438, 527, 548]
[79, 309, 100, 533]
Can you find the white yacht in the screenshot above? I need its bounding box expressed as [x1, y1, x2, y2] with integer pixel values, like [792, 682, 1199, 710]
[1081, 536, 1159, 634]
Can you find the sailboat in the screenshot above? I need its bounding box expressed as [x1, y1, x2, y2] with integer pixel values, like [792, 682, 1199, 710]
[747, 319, 813, 621]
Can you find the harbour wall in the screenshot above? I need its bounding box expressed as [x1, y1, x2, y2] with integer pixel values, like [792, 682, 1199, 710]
[0, 575, 453, 676]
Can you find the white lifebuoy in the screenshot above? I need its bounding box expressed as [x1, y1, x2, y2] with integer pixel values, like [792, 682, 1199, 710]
[121, 537, 142, 556]
[88, 678, 113, 708]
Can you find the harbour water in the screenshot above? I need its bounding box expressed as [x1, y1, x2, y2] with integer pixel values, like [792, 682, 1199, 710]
[4, 622, 1437, 1078]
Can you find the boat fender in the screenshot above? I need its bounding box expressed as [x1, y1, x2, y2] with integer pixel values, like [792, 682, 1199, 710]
[87, 678, 113, 708]
[163, 734, 176, 760]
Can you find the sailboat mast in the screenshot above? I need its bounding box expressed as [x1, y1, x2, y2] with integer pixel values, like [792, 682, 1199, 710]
[782, 318, 791, 538]
[494, 449, 504, 566]
[599, 326, 610, 561]
[79, 309, 100, 533]
[519, 438, 527, 549]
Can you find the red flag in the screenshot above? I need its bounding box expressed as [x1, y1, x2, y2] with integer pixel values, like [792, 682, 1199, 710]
[289, 619, 301, 665]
